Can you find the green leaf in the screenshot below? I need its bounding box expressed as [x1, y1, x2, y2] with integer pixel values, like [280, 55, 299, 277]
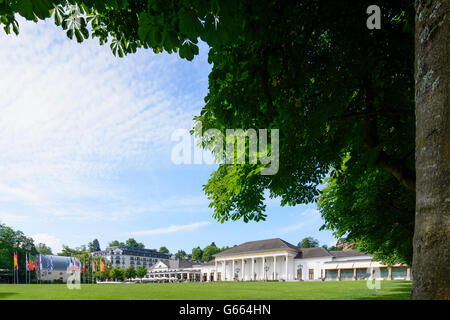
[15, 0, 34, 20]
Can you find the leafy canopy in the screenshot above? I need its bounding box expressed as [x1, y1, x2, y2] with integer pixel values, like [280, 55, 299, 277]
[1, 0, 415, 264]
[298, 237, 319, 249]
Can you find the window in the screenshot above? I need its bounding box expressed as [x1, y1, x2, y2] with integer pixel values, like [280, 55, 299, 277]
[392, 267, 407, 277]
[325, 270, 338, 279]
[356, 268, 370, 279]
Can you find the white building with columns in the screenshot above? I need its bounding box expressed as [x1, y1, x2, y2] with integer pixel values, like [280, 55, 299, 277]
[199, 238, 411, 282]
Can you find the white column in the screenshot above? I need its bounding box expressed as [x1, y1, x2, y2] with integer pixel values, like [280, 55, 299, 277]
[251, 258, 254, 281]
[214, 260, 217, 281]
[222, 261, 226, 281]
[262, 257, 265, 280]
[242, 258, 245, 281]
[232, 260, 235, 281]
[274, 256, 277, 280]
[285, 255, 289, 280]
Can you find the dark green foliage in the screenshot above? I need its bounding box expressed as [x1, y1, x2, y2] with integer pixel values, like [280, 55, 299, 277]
[298, 237, 319, 248]
[175, 249, 187, 259]
[0, 223, 38, 281]
[158, 246, 169, 254]
[0, 0, 416, 264]
[319, 164, 414, 265]
[36, 243, 53, 255]
[191, 246, 203, 261]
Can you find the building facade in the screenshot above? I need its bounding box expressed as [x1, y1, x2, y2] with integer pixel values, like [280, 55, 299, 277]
[197, 238, 411, 282]
[36, 255, 73, 283]
[92, 246, 170, 269]
[146, 258, 205, 281]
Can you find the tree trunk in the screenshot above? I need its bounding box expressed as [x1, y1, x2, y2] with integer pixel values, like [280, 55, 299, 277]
[412, 0, 450, 299]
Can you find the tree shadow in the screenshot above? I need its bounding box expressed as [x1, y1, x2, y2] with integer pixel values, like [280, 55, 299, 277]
[357, 282, 411, 300]
[0, 292, 18, 299]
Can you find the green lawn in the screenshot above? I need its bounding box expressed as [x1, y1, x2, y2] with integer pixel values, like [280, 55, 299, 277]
[0, 280, 411, 300]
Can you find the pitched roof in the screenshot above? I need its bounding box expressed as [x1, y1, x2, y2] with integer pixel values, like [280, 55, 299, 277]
[329, 250, 367, 258]
[294, 247, 332, 259]
[156, 259, 197, 269]
[214, 238, 299, 257]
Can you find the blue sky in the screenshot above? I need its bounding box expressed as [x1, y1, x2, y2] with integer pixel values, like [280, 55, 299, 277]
[0, 18, 338, 254]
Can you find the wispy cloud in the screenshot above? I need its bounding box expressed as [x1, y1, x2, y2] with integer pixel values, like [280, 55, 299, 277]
[129, 221, 211, 236]
[31, 233, 63, 254]
[0, 212, 29, 224]
[0, 18, 210, 222]
[278, 208, 322, 234]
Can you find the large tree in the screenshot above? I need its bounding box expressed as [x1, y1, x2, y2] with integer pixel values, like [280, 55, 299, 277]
[413, 0, 449, 299]
[158, 246, 169, 254]
[92, 239, 101, 252]
[318, 158, 415, 265]
[191, 246, 203, 261]
[0, 223, 38, 282]
[0, 0, 447, 298]
[36, 243, 53, 255]
[298, 237, 319, 249]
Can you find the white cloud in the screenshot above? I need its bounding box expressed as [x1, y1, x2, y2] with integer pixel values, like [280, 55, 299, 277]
[300, 208, 320, 216]
[129, 221, 211, 236]
[0, 18, 210, 221]
[0, 212, 29, 224]
[31, 233, 63, 254]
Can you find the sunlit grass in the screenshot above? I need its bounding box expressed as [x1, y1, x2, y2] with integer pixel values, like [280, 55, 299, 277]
[0, 280, 411, 300]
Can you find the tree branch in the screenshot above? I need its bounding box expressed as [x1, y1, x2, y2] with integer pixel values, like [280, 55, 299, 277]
[328, 109, 414, 121]
[362, 77, 416, 192]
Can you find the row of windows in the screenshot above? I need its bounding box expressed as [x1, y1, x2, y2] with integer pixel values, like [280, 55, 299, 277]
[114, 261, 153, 267]
[94, 249, 169, 259]
[110, 256, 158, 262]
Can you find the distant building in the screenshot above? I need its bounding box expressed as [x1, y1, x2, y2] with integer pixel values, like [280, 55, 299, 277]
[92, 246, 170, 269]
[37, 255, 72, 283]
[147, 258, 205, 281]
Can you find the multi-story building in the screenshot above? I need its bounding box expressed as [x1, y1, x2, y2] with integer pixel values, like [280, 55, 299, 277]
[92, 246, 170, 269]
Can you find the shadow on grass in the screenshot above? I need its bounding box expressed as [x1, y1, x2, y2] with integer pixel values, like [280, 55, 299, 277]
[357, 282, 411, 300]
[0, 292, 18, 299]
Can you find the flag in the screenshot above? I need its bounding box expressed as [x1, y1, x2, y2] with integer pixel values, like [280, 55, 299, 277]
[66, 258, 69, 272]
[13, 252, 18, 271]
[35, 255, 39, 271]
[92, 259, 96, 272]
[50, 256, 54, 271]
[29, 254, 34, 271]
[26, 254, 29, 271]
[39, 254, 43, 271]
[47, 256, 50, 272]
[100, 259, 104, 272]
[83, 257, 86, 274]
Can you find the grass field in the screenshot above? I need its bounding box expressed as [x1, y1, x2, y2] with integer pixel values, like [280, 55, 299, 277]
[0, 280, 411, 300]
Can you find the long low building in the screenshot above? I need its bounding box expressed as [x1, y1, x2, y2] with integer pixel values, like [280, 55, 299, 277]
[146, 258, 205, 281]
[185, 238, 411, 282]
